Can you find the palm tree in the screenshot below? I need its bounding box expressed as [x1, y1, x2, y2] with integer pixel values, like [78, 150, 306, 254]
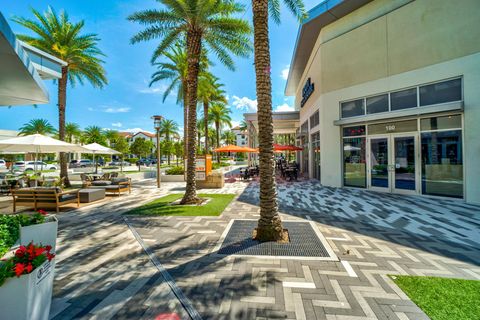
[19, 119, 57, 136]
[198, 73, 227, 154]
[196, 117, 205, 152]
[159, 119, 179, 164]
[239, 120, 248, 131]
[129, 0, 251, 204]
[222, 130, 236, 145]
[251, 0, 305, 240]
[104, 130, 120, 147]
[65, 122, 82, 143]
[13, 7, 107, 187]
[82, 126, 107, 145]
[208, 103, 232, 161]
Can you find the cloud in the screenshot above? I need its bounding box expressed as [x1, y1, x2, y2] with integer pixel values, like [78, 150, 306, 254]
[87, 107, 94, 111]
[281, 65, 290, 80]
[138, 84, 176, 96]
[111, 122, 122, 127]
[104, 107, 130, 113]
[225, 120, 241, 130]
[231, 95, 257, 112]
[275, 103, 294, 112]
[124, 128, 152, 134]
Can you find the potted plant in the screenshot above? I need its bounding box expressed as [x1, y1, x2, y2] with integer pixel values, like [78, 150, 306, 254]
[0, 242, 55, 320]
[19, 210, 58, 251]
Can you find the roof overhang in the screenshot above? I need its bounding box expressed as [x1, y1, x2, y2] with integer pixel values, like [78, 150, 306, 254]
[285, 0, 372, 96]
[0, 12, 66, 107]
[244, 111, 300, 134]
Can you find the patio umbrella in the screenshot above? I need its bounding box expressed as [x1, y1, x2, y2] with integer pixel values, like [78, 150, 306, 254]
[0, 134, 87, 171]
[213, 145, 256, 153]
[273, 144, 303, 151]
[82, 143, 120, 174]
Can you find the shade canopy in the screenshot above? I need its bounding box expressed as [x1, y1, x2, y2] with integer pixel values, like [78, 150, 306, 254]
[273, 144, 303, 151]
[214, 145, 257, 153]
[0, 134, 87, 153]
[82, 143, 120, 155]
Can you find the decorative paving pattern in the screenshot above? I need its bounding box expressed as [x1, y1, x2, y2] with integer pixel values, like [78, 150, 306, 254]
[217, 219, 336, 259]
[127, 178, 480, 320]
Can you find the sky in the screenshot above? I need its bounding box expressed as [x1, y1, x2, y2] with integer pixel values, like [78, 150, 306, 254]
[1, 0, 319, 134]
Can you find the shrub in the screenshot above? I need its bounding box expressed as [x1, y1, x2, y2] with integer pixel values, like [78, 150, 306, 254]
[126, 158, 138, 164]
[0, 212, 47, 258]
[166, 166, 184, 175]
[212, 162, 231, 170]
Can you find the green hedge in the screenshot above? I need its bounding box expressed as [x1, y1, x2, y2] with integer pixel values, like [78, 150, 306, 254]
[126, 158, 138, 164]
[0, 213, 46, 257]
[166, 166, 184, 175]
[212, 162, 231, 170]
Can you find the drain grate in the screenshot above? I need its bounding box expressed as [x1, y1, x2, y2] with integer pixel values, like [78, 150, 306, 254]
[217, 220, 337, 259]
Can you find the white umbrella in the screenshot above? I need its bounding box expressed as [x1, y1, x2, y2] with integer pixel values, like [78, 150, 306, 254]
[0, 134, 87, 172]
[82, 143, 120, 173]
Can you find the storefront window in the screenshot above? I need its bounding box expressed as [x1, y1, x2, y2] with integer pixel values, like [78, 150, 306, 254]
[421, 130, 463, 198]
[390, 88, 417, 111]
[420, 115, 461, 131]
[341, 99, 365, 118]
[343, 137, 366, 187]
[420, 78, 462, 106]
[366, 94, 389, 114]
[311, 132, 320, 180]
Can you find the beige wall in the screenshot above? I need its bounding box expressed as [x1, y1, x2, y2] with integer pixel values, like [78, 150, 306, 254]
[295, 0, 480, 204]
[296, 0, 480, 100]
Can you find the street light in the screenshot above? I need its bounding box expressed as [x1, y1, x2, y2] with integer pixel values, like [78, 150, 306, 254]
[152, 115, 163, 188]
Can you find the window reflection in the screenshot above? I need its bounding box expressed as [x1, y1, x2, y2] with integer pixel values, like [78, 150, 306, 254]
[421, 130, 463, 198]
[343, 137, 366, 187]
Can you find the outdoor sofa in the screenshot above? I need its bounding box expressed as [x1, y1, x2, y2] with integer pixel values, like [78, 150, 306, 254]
[88, 177, 131, 196]
[12, 187, 80, 213]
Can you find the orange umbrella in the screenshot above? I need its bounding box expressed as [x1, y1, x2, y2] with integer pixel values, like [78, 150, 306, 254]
[213, 145, 257, 152]
[273, 144, 303, 151]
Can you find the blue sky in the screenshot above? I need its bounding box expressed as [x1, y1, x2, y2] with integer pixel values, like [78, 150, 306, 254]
[1, 0, 318, 134]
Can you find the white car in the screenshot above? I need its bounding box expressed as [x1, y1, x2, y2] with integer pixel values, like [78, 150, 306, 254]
[0, 159, 6, 170]
[13, 161, 57, 172]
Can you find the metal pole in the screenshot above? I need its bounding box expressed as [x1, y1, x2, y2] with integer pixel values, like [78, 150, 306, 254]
[156, 129, 161, 188]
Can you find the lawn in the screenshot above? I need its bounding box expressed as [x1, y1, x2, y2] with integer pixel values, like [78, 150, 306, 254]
[124, 193, 235, 216]
[390, 275, 480, 320]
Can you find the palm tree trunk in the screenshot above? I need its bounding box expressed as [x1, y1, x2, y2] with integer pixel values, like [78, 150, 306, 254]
[216, 121, 221, 163]
[252, 0, 283, 241]
[58, 66, 71, 187]
[204, 101, 209, 154]
[181, 29, 202, 204]
[183, 84, 188, 159]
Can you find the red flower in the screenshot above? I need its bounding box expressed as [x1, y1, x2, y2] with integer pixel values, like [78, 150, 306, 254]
[26, 263, 33, 273]
[15, 246, 26, 258]
[37, 210, 47, 216]
[46, 253, 55, 261]
[14, 263, 25, 277]
[35, 247, 46, 257]
[45, 245, 52, 252]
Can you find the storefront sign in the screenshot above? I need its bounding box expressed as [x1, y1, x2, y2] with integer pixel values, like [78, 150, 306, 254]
[184, 157, 207, 181]
[301, 78, 314, 108]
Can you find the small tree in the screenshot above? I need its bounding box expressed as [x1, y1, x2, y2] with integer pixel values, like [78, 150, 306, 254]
[174, 141, 184, 166]
[113, 138, 130, 172]
[130, 138, 154, 158]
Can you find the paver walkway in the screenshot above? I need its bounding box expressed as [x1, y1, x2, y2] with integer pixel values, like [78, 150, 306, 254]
[49, 181, 191, 320]
[126, 179, 480, 320]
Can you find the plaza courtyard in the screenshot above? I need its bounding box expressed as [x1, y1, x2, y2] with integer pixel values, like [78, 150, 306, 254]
[47, 177, 480, 320]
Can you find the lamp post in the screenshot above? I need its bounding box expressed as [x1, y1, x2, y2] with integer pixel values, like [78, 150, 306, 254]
[152, 115, 163, 188]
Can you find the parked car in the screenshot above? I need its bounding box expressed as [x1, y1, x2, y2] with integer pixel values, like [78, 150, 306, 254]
[0, 159, 7, 170]
[13, 161, 57, 172]
[69, 159, 94, 168]
[108, 160, 130, 166]
[136, 158, 154, 166]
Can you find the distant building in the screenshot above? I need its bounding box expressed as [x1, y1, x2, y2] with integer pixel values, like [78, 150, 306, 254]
[231, 126, 248, 147]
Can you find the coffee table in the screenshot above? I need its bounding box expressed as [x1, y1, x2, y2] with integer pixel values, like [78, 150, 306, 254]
[79, 188, 105, 203]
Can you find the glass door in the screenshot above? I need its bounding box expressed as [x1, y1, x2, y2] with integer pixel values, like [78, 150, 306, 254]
[392, 134, 418, 194]
[367, 134, 418, 194]
[368, 136, 390, 191]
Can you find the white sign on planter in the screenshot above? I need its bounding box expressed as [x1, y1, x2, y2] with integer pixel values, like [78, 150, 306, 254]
[0, 259, 55, 320]
[20, 216, 58, 251]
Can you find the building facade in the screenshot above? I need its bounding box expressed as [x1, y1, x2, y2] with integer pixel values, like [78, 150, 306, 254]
[281, 0, 480, 204]
[231, 126, 248, 147]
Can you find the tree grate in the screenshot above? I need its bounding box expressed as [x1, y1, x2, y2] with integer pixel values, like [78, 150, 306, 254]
[217, 220, 335, 258]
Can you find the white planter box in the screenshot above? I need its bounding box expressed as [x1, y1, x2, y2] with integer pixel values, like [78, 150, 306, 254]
[161, 174, 185, 182]
[0, 259, 55, 320]
[20, 216, 58, 251]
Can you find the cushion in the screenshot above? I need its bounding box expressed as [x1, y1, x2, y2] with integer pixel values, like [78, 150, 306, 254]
[59, 194, 77, 202]
[35, 187, 62, 193]
[110, 178, 129, 185]
[92, 180, 112, 186]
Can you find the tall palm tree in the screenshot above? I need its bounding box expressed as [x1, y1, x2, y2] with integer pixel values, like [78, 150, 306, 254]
[159, 119, 179, 164]
[198, 73, 227, 154]
[222, 130, 236, 145]
[239, 120, 248, 131]
[19, 119, 57, 136]
[208, 103, 232, 161]
[251, 0, 305, 240]
[82, 126, 106, 145]
[65, 122, 82, 143]
[13, 7, 107, 187]
[129, 0, 251, 204]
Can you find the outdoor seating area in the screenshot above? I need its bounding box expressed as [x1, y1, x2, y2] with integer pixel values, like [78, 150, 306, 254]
[239, 165, 259, 180]
[12, 187, 79, 213]
[277, 159, 300, 181]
